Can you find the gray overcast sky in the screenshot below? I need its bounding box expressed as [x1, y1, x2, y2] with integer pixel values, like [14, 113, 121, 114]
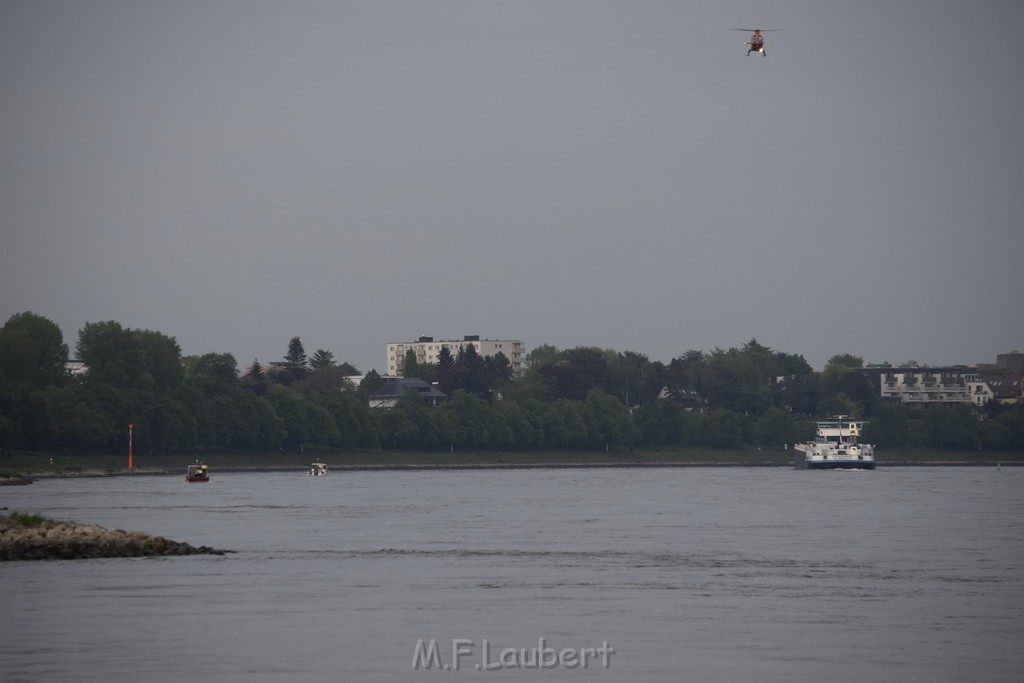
[2, 1, 1022, 373]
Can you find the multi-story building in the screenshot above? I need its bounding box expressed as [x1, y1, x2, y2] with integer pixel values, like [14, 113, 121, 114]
[858, 367, 979, 408]
[386, 335, 525, 378]
[996, 350, 1024, 373]
[976, 349, 1024, 373]
[968, 377, 995, 407]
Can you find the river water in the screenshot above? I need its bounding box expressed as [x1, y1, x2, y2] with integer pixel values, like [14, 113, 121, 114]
[1, 466, 1022, 682]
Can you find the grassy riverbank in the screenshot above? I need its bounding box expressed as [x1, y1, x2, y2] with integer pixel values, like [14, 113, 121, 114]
[2, 447, 1021, 479]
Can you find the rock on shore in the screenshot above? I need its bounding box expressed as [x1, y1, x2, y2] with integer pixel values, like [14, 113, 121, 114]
[1, 515, 227, 561]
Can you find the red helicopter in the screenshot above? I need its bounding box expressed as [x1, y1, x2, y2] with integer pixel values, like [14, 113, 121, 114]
[730, 28, 782, 56]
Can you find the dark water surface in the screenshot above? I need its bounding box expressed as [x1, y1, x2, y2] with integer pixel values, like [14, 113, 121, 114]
[2, 467, 1022, 682]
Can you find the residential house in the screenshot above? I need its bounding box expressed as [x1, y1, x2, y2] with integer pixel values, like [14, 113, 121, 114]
[368, 377, 448, 409]
[984, 376, 1024, 405]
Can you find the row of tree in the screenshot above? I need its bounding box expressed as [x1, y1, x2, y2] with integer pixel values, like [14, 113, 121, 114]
[1, 312, 1022, 457]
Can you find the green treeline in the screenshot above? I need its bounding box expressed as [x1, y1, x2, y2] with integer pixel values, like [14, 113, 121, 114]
[1, 312, 1022, 457]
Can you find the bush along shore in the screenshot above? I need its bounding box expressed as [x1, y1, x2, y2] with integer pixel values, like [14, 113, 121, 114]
[0, 512, 228, 561]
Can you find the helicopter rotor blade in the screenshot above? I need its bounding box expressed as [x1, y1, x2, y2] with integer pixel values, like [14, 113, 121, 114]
[729, 27, 783, 32]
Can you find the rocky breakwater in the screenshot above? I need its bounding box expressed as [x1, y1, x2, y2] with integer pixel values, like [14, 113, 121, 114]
[1, 513, 228, 561]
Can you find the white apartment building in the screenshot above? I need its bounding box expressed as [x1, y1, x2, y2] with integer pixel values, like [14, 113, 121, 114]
[386, 335, 525, 378]
[968, 378, 995, 407]
[859, 367, 978, 408]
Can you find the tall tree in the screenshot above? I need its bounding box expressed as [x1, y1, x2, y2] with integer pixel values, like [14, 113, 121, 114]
[863, 401, 910, 448]
[436, 345, 456, 395]
[454, 343, 494, 398]
[484, 351, 513, 388]
[754, 406, 797, 447]
[266, 384, 316, 450]
[378, 405, 419, 449]
[921, 404, 978, 449]
[0, 312, 69, 388]
[584, 388, 637, 448]
[827, 353, 865, 369]
[283, 337, 308, 384]
[76, 322, 181, 394]
[296, 365, 358, 399]
[611, 350, 652, 407]
[699, 341, 784, 414]
[358, 369, 385, 397]
[666, 350, 706, 395]
[133, 329, 184, 393]
[243, 358, 267, 395]
[187, 353, 239, 396]
[775, 373, 821, 416]
[776, 352, 813, 376]
[539, 347, 611, 401]
[402, 348, 419, 378]
[39, 384, 117, 451]
[76, 321, 141, 388]
[524, 343, 560, 372]
[309, 349, 335, 370]
[635, 398, 685, 446]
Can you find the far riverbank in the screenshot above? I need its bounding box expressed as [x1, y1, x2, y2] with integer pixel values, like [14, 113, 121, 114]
[3, 447, 1021, 481]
